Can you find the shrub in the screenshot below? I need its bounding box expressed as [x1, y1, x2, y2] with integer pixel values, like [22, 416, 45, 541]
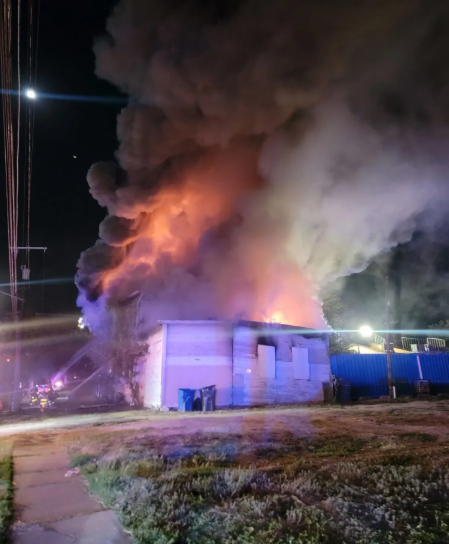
[0, 456, 13, 544]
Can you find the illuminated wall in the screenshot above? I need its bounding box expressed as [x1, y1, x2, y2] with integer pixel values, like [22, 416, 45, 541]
[142, 320, 330, 408]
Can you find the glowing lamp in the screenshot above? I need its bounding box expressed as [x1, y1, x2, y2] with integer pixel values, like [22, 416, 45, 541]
[26, 89, 37, 99]
[359, 325, 373, 338]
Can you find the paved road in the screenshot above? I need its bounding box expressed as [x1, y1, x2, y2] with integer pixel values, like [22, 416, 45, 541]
[0, 409, 149, 437]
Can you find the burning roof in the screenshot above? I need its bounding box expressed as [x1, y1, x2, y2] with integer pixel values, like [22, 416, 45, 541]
[77, 0, 449, 334]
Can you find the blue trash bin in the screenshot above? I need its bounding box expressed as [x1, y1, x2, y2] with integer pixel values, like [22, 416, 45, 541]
[178, 388, 196, 412]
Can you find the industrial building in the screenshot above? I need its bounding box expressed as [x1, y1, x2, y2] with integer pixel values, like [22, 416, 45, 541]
[139, 319, 331, 409]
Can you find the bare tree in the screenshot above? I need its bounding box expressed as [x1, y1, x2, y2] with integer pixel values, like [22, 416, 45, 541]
[107, 294, 148, 405]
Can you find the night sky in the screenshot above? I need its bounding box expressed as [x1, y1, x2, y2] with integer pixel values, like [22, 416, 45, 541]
[0, 0, 118, 315]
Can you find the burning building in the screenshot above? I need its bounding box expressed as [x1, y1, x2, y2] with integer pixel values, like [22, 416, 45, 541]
[76, 1, 449, 360]
[140, 320, 330, 408]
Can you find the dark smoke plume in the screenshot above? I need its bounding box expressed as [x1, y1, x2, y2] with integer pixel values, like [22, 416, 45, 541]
[76, 0, 449, 333]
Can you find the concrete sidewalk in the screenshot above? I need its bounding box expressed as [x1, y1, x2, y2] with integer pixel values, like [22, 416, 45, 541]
[12, 438, 133, 544]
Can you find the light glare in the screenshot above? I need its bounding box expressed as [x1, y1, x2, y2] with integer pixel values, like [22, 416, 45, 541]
[359, 325, 373, 338]
[26, 89, 36, 99]
[78, 317, 87, 330]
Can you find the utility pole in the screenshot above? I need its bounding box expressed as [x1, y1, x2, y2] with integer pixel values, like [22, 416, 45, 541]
[385, 276, 394, 399]
[10, 246, 47, 412]
[11, 297, 23, 412]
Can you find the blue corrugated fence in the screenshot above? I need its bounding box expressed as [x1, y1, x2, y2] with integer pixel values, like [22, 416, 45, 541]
[330, 353, 449, 398]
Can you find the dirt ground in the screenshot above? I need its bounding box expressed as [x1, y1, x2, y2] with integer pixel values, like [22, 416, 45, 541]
[4, 399, 449, 445]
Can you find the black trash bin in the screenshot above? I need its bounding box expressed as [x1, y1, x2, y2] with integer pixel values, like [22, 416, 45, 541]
[199, 385, 216, 412]
[339, 380, 352, 402]
[192, 396, 202, 411]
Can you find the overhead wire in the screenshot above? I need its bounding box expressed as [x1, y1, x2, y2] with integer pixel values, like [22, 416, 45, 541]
[16, 0, 21, 273]
[0, 0, 18, 318]
[25, 0, 39, 269]
[0, 0, 39, 317]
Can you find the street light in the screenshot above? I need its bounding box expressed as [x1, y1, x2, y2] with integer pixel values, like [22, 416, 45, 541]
[359, 325, 373, 338]
[26, 89, 37, 99]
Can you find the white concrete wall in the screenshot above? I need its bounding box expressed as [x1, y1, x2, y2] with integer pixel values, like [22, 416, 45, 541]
[163, 322, 233, 407]
[232, 325, 258, 405]
[143, 324, 164, 408]
[232, 324, 330, 405]
[142, 320, 330, 409]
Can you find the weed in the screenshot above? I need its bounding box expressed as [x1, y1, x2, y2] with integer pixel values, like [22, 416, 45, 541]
[121, 458, 171, 478]
[399, 433, 437, 443]
[378, 453, 416, 466]
[76, 431, 449, 544]
[85, 470, 124, 508]
[0, 456, 13, 544]
[180, 454, 229, 469]
[70, 454, 97, 468]
[0, 459, 11, 484]
[254, 446, 280, 458]
[308, 436, 367, 457]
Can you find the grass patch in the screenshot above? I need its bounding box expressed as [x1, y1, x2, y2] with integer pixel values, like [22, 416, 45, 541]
[399, 432, 437, 442]
[70, 454, 97, 468]
[0, 459, 11, 483]
[73, 431, 449, 544]
[378, 453, 416, 466]
[0, 456, 13, 544]
[307, 435, 367, 457]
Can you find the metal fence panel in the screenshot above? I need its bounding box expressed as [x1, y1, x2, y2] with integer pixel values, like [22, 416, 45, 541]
[330, 354, 389, 399]
[418, 353, 449, 394]
[330, 353, 449, 398]
[390, 354, 421, 397]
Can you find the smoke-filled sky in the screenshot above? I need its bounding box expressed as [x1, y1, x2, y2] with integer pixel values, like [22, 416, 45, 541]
[76, 0, 449, 333]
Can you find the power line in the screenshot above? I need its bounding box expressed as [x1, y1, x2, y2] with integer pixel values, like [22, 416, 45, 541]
[1, 0, 19, 318]
[42, 248, 45, 312]
[25, 0, 40, 267]
[0, 0, 41, 411]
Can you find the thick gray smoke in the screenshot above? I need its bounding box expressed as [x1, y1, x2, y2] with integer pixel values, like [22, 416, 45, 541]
[76, 0, 449, 333]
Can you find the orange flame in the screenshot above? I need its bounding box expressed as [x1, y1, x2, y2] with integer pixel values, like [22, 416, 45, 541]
[98, 144, 324, 329]
[265, 311, 284, 324]
[102, 144, 262, 294]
